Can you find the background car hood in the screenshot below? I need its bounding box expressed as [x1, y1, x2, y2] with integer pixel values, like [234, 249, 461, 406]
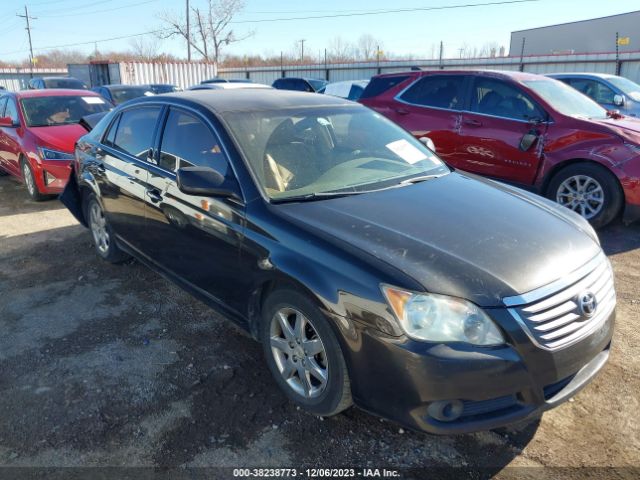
[30, 124, 87, 153]
[276, 173, 601, 307]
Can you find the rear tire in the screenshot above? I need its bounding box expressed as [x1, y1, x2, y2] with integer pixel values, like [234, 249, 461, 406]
[0, 167, 8, 176]
[546, 163, 623, 229]
[84, 193, 129, 263]
[21, 158, 45, 202]
[260, 289, 352, 417]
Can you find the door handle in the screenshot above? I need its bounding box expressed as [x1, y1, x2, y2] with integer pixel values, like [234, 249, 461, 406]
[463, 118, 483, 127]
[394, 108, 410, 115]
[145, 189, 162, 203]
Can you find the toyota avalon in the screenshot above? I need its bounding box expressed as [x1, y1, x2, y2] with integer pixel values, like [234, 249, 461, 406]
[61, 90, 615, 434]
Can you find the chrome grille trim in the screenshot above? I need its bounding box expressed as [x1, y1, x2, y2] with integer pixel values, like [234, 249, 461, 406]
[505, 253, 615, 351]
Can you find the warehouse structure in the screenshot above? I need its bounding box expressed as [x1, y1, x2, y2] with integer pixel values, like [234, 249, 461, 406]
[510, 10, 639, 56]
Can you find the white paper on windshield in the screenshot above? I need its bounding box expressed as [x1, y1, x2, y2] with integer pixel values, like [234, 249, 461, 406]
[82, 97, 105, 104]
[386, 139, 428, 164]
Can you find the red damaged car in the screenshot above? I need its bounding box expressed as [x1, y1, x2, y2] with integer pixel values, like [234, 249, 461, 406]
[0, 89, 111, 200]
[360, 70, 640, 228]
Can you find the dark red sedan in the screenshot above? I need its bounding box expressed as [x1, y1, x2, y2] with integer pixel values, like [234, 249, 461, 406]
[0, 89, 111, 200]
[360, 70, 640, 228]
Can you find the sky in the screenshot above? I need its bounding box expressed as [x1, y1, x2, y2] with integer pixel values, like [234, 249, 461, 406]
[1, 0, 639, 64]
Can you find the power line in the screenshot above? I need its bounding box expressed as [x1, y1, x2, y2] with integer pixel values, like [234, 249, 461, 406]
[34, 0, 159, 18]
[0, 0, 540, 57]
[231, 0, 539, 24]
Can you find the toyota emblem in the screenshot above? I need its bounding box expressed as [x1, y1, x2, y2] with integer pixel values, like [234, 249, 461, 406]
[578, 291, 597, 318]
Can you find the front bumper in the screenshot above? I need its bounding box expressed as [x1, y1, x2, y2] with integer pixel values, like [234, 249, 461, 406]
[345, 308, 614, 435]
[34, 160, 72, 194]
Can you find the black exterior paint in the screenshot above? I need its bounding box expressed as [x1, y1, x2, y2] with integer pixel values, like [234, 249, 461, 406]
[62, 90, 614, 434]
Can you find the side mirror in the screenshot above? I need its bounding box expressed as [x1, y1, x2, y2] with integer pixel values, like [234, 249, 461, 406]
[0, 116, 17, 128]
[613, 94, 625, 107]
[419, 136, 437, 152]
[519, 130, 539, 151]
[177, 166, 239, 199]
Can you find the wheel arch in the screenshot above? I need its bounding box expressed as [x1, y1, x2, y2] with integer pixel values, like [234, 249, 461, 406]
[541, 158, 624, 197]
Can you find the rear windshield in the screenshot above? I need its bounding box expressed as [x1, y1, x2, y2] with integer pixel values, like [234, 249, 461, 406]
[110, 87, 153, 104]
[360, 75, 410, 99]
[21, 95, 111, 127]
[44, 78, 86, 89]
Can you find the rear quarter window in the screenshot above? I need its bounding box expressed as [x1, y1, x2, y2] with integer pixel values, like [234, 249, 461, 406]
[360, 75, 410, 99]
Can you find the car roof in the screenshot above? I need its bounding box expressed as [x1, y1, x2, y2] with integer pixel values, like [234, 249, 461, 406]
[131, 88, 356, 114]
[546, 72, 618, 79]
[190, 83, 271, 91]
[374, 69, 545, 82]
[13, 89, 100, 98]
[100, 84, 150, 89]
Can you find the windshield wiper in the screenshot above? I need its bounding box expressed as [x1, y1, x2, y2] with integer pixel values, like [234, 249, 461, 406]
[272, 190, 367, 203]
[399, 174, 444, 185]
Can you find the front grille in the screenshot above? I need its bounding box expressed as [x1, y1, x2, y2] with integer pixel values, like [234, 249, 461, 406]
[505, 254, 615, 350]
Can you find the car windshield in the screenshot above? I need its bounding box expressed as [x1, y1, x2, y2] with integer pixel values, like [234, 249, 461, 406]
[524, 79, 608, 119]
[110, 87, 153, 104]
[20, 95, 111, 127]
[308, 79, 328, 91]
[606, 76, 640, 102]
[222, 106, 449, 201]
[44, 78, 86, 89]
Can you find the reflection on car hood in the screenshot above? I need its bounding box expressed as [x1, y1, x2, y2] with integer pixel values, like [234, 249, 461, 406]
[277, 173, 601, 307]
[30, 124, 87, 153]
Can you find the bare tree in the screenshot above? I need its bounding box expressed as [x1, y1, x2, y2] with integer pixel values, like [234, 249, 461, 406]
[129, 37, 162, 62]
[327, 36, 354, 62]
[159, 0, 251, 73]
[355, 34, 380, 61]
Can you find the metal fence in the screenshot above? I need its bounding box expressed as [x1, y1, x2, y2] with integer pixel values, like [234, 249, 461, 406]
[2, 51, 640, 91]
[216, 50, 640, 85]
[0, 67, 67, 91]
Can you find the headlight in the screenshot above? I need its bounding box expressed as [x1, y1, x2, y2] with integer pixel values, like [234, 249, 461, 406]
[38, 147, 74, 161]
[381, 285, 505, 345]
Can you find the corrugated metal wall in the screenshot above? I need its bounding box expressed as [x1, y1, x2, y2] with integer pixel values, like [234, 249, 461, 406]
[0, 67, 67, 91]
[118, 62, 217, 88]
[219, 51, 640, 84]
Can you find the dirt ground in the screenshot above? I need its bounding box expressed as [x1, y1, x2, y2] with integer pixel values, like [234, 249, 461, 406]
[0, 174, 639, 479]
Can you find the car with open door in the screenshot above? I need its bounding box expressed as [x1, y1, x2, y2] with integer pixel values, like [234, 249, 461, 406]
[0, 89, 110, 200]
[360, 70, 640, 228]
[61, 89, 614, 435]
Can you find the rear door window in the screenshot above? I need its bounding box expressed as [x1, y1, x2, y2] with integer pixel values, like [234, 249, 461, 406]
[470, 77, 544, 121]
[111, 106, 162, 159]
[399, 75, 465, 110]
[158, 108, 230, 176]
[0, 97, 7, 117]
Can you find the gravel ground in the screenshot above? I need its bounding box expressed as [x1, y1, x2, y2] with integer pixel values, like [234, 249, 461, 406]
[0, 175, 639, 479]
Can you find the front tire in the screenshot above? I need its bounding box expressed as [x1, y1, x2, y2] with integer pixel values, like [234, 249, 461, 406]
[85, 193, 129, 263]
[261, 289, 352, 416]
[21, 158, 45, 201]
[547, 163, 623, 229]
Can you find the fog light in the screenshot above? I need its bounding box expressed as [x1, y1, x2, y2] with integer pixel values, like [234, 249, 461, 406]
[44, 171, 57, 185]
[427, 400, 464, 422]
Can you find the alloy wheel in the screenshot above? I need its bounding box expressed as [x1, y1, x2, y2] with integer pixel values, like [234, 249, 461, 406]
[269, 307, 328, 399]
[556, 174, 604, 220]
[23, 163, 35, 196]
[89, 201, 110, 254]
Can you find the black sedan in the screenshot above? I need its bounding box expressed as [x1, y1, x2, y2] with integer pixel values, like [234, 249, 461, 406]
[91, 84, 154, 106]
[61, 89, 615, 434]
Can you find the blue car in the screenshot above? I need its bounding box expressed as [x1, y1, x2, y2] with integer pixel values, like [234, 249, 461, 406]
[547, 73, 640, 117]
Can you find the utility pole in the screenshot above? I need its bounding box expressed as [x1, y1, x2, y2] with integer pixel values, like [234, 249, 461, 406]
[519, 36, 526, 72]
[299, 39, 305, 62]
[439, 41, 444, 69]
[186, 0, 191, 61]
[17, 5, 36, 77]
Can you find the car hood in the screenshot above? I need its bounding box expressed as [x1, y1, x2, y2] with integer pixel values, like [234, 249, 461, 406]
[591, 116, 640, 144]
[276, 173, 601, 307]
[29, 124, 88, 153]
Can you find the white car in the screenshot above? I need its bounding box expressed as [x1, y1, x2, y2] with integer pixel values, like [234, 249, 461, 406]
[319, 80, 369, 100]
